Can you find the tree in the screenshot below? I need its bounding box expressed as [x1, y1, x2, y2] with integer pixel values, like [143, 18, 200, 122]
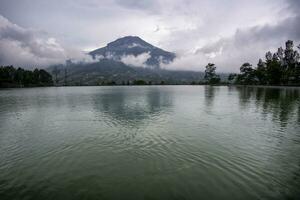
[235, 63, 257, 85]
[255, 59, 267, 84]
[14, 67, 25, 85]
[227, 73, 237, 84]
[265, 54, 282, 85]
[204, 63, 220, 84]
[39, 69, 53, 85]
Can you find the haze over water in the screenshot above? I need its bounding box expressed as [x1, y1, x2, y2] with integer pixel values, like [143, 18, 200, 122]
[0, 86, 300, 200]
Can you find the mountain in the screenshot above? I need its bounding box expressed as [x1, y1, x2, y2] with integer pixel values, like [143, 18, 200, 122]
[89, 36, 176, 69]
[47, 36, 205, 85]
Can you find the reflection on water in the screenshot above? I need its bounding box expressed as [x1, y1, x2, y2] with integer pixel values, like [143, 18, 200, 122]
[234, 86, 300, 199]
[0, 86, 300, 200]
[93, 87, 173, 125]
[204, 86, 217, 109]
[236, 86, 300, 127]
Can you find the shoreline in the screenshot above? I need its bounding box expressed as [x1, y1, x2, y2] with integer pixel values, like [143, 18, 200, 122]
[1, 84, 300, 89]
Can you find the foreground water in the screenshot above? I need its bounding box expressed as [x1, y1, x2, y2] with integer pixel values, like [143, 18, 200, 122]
[0, 86, 299, 200]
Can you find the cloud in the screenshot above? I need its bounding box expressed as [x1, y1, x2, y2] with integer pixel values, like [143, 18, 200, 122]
[1, 0, 299, 72]
[161, 53, 204, 71]
[0, 15, 100, 68]
[120, 52, 151, 67]
[115, 0, 160, 13]
[195, 4, 300, 72]
[0, 15, 68, 68]
[162, 0, 300, 72]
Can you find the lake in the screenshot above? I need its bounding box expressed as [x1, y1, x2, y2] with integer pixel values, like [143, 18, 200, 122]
[0, 86, 300, 200]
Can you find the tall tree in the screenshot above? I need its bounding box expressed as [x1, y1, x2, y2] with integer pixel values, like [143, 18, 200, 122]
[255, 59, 267, 84]
[265, 52, 282, 85]
[236, 63, 257, 85]
[204, 63, 220, 84]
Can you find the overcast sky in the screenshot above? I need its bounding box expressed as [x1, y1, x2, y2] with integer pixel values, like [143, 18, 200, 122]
[0, 0, 299, 72]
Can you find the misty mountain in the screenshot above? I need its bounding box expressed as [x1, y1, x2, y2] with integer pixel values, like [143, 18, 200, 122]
[47, 36, 207, 85]
[89, 36, 176, 69]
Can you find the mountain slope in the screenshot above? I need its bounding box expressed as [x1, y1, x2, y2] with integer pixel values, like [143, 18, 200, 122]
[89, 36, 176, 68]
[48, 59, 203, 85]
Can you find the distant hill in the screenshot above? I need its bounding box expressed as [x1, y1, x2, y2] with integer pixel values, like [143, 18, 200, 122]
[89, 36, 176, 69]
[48, 59, 204, 86]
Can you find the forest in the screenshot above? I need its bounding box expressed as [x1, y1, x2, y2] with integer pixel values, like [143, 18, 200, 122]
[0, 66, 53, 87]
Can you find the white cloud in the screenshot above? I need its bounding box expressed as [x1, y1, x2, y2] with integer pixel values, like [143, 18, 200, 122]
[120, 52, 151, 67]
[0, 15, 98, 68]
[0, 15, 68, 67]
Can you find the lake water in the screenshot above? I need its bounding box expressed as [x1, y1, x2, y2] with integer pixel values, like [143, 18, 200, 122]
[0, 86, 300, 200]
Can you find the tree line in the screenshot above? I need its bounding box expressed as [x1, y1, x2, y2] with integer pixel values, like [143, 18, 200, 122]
[204, 40, 300, 86]
[0, 66, 53, 87]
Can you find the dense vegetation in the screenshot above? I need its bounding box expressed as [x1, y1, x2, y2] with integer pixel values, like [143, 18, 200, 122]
[228, 40, 300, 85]
[0, 66, 53, 87]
